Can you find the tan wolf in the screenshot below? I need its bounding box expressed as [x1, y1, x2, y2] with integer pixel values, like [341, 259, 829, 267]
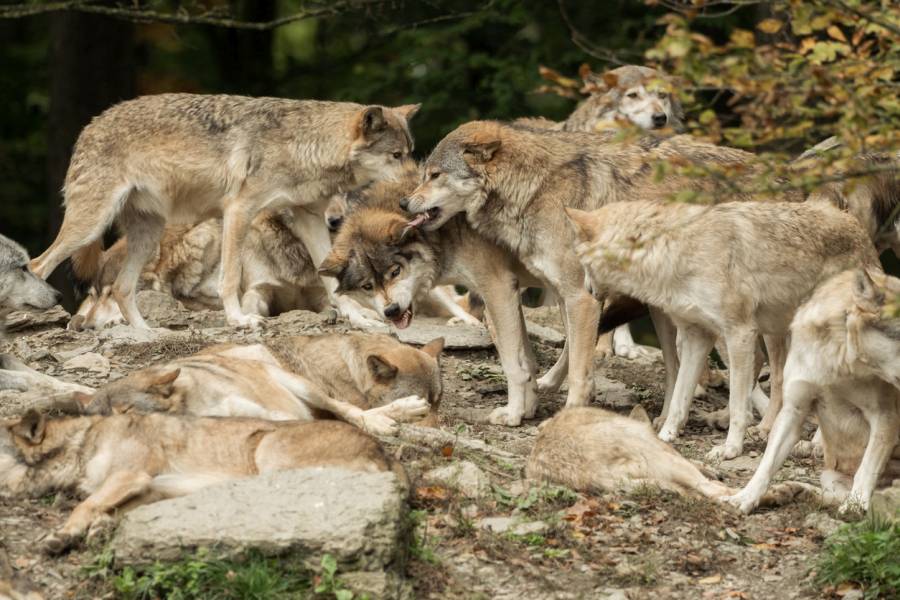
[724, 269, 900, 514]
[566, 200, 878, 460]
[71, 210, 328, 330]
[29, 94, 419, 329]
[75, 333, 445, 434]
[0, 410, 402, 554]
[401, 121, 791, 418]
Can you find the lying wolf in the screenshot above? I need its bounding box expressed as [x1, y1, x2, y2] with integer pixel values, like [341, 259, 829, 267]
[725, 269, 900, 514]
[75, 333, 444, 434]
[567, 200, 877, 460]
[30, 94, 419, 329]
[71, 210, 329, 330]
[0, 410, 402, 554]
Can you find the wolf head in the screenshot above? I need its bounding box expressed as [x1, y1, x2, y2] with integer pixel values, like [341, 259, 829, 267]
[567, 65, 683, 133]
[847, 269, 900, 386]
[362, 336, 445, 421]
[73, 367, 182, 416]
[402, 122, 500, 230]
[325, 160, 422, 234]
[0, 234, 59, 313]
[348, 104, 421, 186]
[320, 208, 439, 328]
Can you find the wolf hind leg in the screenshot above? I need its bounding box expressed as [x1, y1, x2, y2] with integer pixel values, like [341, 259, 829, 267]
[562, 291, 600, 408]
[112, 200, 165, 330]
[707, 325, 758, 461]
[537, 298, 569, 392]
[657, 324, 715, 442]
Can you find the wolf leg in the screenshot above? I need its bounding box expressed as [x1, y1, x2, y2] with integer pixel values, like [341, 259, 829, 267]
[649, 307, 678, 425]
[220, 198, 262, 328]
[707, 325, 758, 461]
[839, 401, 900, 513]
[755, 334, 786, 437]
[562, 291, 600, 408]
[46, 470, 152, 554]
[723, 379, 816, 514]
[657, 324, 714, 442]
[429, 286, 482, 327]
[537, 298, 569, 392]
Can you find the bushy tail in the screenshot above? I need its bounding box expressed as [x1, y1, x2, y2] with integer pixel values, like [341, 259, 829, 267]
[70, 239, 104, 284]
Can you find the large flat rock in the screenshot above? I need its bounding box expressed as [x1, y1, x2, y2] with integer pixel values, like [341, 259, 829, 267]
[395, 318, 493, 349]
[112, 468, 408, 578]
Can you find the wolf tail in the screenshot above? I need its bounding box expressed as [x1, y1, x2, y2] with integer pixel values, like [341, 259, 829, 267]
[70, 239, 104, 284]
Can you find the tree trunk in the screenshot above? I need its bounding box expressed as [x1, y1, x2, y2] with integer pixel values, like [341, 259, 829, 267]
[46, 12, 134, 311]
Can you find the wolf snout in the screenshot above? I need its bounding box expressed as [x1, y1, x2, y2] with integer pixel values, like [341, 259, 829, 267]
[652, 113, 668, 128]
[326, 215, 343, 231]
[399, 197, 410, 211]
[384, 303, 402, 318]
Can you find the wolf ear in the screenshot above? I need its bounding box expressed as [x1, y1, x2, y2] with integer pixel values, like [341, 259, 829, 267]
[601, 71, 619, 90]
[463, 139, 501, 164]
[367, 355, 399, 382]
[387, 219, 417, 245]
[854, 269, 884, 310]
[420, 337, 445, 358]
[151, 369, 180, 397]
[11, 409, 46, 445]
[628, 404, 653, 427]
[359, 106, 386, 138]
[393, 103, 421, 122]
[319, 249, 347, 279]
[563, 207, 595, 242]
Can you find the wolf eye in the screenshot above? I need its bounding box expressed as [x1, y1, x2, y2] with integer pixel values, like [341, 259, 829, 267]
[626, 91, 639, 99]
[389, 265, 402, 279]
[429, 171, 440, 180]
[361, 283, 374, 291]
[392, 151, 403, 160]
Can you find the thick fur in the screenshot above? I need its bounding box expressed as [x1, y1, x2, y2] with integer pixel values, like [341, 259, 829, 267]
[31, 94, 419, 329]
[0, 410, 401, 554]
[403, 121, 798, 417]
[568, 200, 879, 461]
[725, 269, 900, 514]
[77, 333, 445, 434]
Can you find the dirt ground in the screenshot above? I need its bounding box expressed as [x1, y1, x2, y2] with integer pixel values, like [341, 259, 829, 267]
[0, 299, 840, 600]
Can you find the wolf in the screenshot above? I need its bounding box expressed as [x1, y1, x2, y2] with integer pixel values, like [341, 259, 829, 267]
[402, 121, 794, 417]
[0, 409, 402, 554]
[71, 210, 329, 330]
[527, 406, 813, 504]
[29, 94, 419, 329]
[724, 269, 900, 514]
[566, 200, 878, 460]
[74, 333, 444, 434]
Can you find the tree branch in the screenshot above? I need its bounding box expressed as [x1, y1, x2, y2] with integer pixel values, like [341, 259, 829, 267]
[556, 0, 639, 66]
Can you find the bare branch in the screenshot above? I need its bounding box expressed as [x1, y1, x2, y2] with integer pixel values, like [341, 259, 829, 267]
[556, 0, 640, 66]
[828, 0, 900, 38]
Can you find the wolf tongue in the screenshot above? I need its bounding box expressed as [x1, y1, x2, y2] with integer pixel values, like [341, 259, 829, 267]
[406, 213, 430, 228]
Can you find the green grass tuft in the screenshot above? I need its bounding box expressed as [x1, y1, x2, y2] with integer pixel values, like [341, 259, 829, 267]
[816, 515, 900, 599]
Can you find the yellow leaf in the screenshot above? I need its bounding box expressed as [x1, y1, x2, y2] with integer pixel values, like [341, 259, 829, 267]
[757, 18, 783, 34]
[827, 25, 847, 42]
[699, 574, 722, 585]
[730, 29, 755, 48]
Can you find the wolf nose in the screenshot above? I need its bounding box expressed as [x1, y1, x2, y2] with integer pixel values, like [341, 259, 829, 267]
[384, 303, 402, 319]
[327, 216, 343, 231]
[652, 113, 667, 128]
[399, 198, 410, 211]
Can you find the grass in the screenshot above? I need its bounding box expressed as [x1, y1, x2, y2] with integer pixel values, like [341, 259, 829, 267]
[816, 515, 900, 599]
[84, 549, 358, 599]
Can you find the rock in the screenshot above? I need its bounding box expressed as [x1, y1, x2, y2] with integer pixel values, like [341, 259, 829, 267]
[50, 340, 99, 363]
[804, 512, 843, 538]
[479, 516, 516, 534]
[61, 352, 110, 377]
[596, 589, 630, 600]
[525, 321, 565, 347]
[98, 325, 160, 344]
[136, 290, 189, 326]
[477, 517, 547, 536]
[717, 454, 760, 474]
[510, 521, 548, 536]
[871, 479, 900, 521]
[396, 318, 493, 350]
[423, 460, 491, 499]
[595, 374, 634, 408]
[112, 468, 407, 579]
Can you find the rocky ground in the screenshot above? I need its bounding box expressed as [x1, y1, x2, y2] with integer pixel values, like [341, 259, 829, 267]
[0, 293, 878, 599]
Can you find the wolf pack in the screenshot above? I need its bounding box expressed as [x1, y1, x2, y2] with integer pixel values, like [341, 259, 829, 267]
[1, 64, 899, 572]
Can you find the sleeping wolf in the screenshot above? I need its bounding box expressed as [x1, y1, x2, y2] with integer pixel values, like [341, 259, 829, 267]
[30, 94, 419, 329]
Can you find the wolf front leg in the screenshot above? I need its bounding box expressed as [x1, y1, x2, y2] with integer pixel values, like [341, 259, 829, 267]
[839, 399, 900, 514]
[220, 197, 263, 328]
[562, 291, 600, 408]
[45, 470, 153, 555]
[657, 323, 715, 443]
[707, 325, 759, 461]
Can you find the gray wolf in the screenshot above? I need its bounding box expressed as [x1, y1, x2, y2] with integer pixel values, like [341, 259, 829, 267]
[725, 269, 900, 514]
[401, 121, 785, 417]
[71, 210, 328, 330]
[29, 94, 419, 329]
[527, 406, 810, 504]
[75, 333, 444, 434]
[0, 410, 402, 554]
[567, 200, 878, 460]
[321, 190, 548, 426]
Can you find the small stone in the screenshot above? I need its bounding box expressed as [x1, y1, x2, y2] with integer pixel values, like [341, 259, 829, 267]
[804, 512, 843, 537]
[62, 352, 110, 377]
[50, 340, 99, 363]
[510, 521, 548, 536]
[597, 589, 629, 600]
[98, 325, 159, 344]
[871, 479, 900, 522]
[423, 460, 491, 499]
[479, 516, 515, 534]
[525, 321, 565, 347]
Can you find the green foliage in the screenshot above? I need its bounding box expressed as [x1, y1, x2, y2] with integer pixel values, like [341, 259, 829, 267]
[816, 516, 900, 599]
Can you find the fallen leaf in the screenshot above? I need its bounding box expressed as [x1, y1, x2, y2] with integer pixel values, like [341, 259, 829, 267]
[698, 574, 722, 585]
[440, 444, 454, 458]
[415, 486, 449, 502]
[757, 18, 783, 34]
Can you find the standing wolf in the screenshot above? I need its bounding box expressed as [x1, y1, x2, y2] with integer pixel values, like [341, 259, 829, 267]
[29, 94, 419, 329]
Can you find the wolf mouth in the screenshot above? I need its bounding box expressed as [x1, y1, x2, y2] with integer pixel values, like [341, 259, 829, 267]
[407, 207, 441, 229]
[390, 308, 413, 329]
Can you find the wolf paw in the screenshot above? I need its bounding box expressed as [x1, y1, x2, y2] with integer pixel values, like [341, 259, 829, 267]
[706, 443, 741, 463]
[487, 405, 524, 426]
[382, 395, 431, 422]
[702, 408, 730, 431]
[536, 373, 563, 393]
[657, 425, 679, 443]
[446, 315, 483, 327]
[747, 425, 770, 442]
[86, 514, 116, 546]
[614, 342, 658, 361]
[722, 491, 758, 515]
[350, 314, 389, 330]
[227, 312, 265, 329]
[42, 532, 77, 556]
[359, 412, 399, 436]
